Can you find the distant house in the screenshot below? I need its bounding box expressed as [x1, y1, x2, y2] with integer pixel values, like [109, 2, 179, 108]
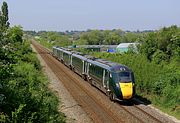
[116, 43, 139, 53]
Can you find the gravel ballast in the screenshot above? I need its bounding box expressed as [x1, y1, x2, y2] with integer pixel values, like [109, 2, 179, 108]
[31, 44, 92, 123]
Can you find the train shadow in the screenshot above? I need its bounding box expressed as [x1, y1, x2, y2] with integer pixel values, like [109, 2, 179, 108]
[117, 95, 152, 106]
[134, 95, 152, 105]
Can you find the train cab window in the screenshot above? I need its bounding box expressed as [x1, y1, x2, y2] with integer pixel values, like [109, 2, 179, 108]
[112, 72, 131, 83]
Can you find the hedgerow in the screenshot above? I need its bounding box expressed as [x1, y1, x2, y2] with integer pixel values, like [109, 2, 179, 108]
[0, 2, 66, 122]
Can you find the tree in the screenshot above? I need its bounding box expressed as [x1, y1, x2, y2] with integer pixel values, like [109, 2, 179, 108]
[139, 32, 158, 60]
[139, 26, 180, 62]
[80, 30, 104, 45]
[1, 1, 9, 31]
[0, 1, 10, 47]
[105, 32, 121, 45]
[8, 26, 23, 43]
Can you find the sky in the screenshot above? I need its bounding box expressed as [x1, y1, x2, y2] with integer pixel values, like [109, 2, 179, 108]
[2, 0, 180, 31]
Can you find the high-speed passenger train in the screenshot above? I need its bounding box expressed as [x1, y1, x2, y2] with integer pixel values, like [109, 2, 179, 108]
[52, 46, 135, 101]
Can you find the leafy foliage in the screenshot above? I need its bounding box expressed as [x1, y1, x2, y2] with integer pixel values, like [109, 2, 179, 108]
[0, 2, 65, 122]
[139, 25, 180, 62]
[75, 29, 143, 45]
[30, 29, 144, 47]
[0, 1, 9, 32]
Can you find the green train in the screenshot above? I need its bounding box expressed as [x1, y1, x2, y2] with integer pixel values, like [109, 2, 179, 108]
[53, 46, 135, 101]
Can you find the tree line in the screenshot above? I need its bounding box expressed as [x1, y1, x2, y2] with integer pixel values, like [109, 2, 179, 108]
[26, 29, 145, 46]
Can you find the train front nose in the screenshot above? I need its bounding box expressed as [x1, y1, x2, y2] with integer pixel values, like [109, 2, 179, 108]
[119, 82, 133, 99]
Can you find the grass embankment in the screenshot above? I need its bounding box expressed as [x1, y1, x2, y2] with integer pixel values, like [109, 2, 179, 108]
[90, 52, 180, 119]
[1, 41, 66, 122]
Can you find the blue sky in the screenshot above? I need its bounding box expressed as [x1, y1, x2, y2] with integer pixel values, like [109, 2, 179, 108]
[3, 0, 180, 31]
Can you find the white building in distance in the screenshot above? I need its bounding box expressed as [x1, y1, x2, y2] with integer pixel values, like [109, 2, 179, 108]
[116, 43, 139, 53]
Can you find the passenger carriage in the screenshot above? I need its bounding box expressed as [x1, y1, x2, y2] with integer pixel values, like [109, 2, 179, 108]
[52, 46, 64, 62]
[61, 49, 72, 67]
[71, 52, 87, 79]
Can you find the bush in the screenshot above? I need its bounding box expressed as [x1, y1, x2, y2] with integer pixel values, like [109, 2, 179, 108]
[0, 42, 66, 122]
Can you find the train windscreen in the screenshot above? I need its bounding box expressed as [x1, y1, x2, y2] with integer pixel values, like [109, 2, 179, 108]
[112, 72, 131, 83]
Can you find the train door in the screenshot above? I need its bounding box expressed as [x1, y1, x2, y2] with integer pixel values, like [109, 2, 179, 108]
[82, 60, 85, 74]
[70, 54, 72, 66]
[61, 51, 63, 61]
[103, 70, 109, 90]
[60, 51, 62, 60]
[85, 62, 90, 77]
[53, 48, 55, 55]
[103, 69, 105, 87]
[55, 49, 58, 56]
[58, 50, 61, 59]
[57, 50, 60, 59]
[68, 53, 72, 66]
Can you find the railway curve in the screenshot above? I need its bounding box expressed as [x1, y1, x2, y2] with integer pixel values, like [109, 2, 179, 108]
[32, 41, 177, 123]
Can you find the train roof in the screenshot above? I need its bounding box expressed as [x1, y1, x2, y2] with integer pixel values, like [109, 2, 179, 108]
[86, 57, 131, 72]
[109, 64, 131, 72]
[63, 49, 72, 55]
[53, 46, 64, 51]
[72, 52, 87, 61]
[53, 46, 132, 72]
[53, 46, 72, 54]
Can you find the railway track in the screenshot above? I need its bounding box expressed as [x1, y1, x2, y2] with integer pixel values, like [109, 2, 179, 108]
[119, 103, 163, 123]
[133, 104, 162, 122]
[33, 41, 124, 123]
[32, 41, 174, 123]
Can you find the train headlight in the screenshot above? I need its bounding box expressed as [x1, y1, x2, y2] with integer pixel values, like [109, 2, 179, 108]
[116, 83, 119, 88]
